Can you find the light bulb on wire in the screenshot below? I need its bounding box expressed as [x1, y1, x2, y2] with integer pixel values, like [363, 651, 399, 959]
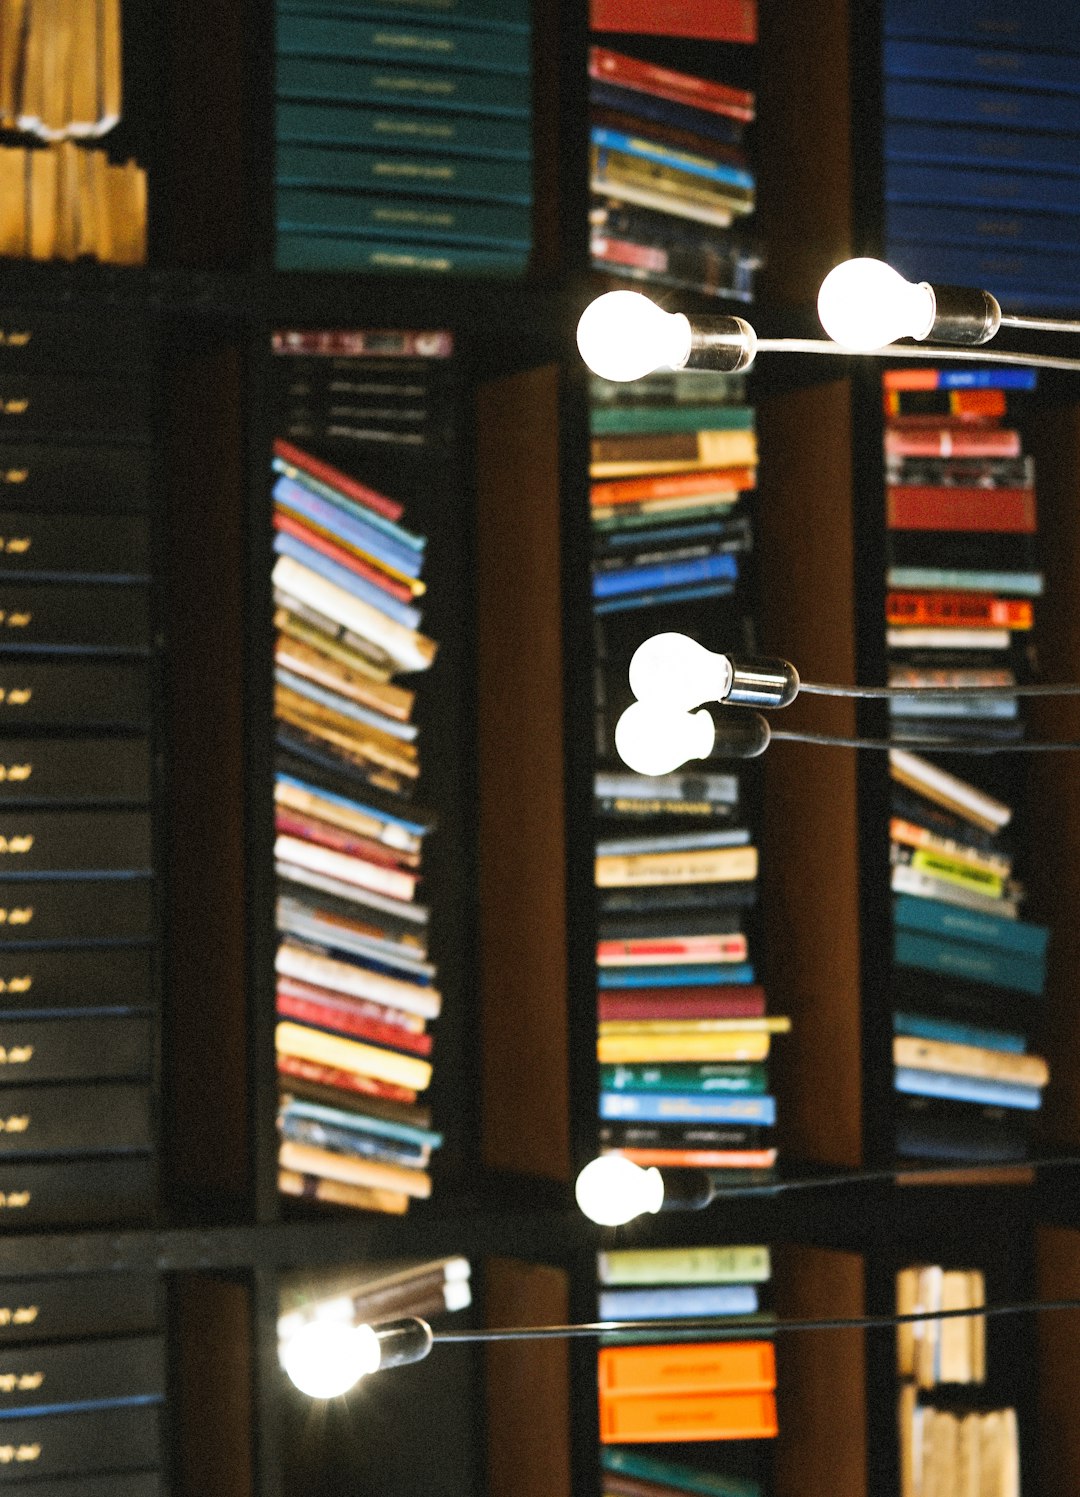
[575, 1154, 666, 1226]
[614, 700, 716, 777]
[817, 258, 937, 351]
[576, 291, 757, 382]
[279, 1318, 382, 1399]
[628, 632, 734, 712]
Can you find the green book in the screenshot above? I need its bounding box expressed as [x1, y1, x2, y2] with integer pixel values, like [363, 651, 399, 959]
[602, 1448, 763, 1497]
[276, 55, 531, 117]
[277, 142, 532, 204]
[598, 1244, 772, 1286]
[277, 187, 531, 247]
[276, 101, 533, 160]
[276, 231, 528, 275]
[600, 1062, 766, 1094]
[277, 11, 530, 75]
[278, 0, 530, 35]
[591, 404, 755, 436]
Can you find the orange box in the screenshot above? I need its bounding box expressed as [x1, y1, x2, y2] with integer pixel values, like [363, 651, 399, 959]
[597, 1340, 776, 1397]
[599, 1389, 778, 1443]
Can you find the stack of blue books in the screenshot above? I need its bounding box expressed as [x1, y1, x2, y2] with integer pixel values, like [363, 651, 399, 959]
[883, 0, 1080, 312]
[274, 0, 532, 275]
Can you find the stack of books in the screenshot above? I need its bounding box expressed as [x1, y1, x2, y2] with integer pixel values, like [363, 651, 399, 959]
[896, 1263, 1019, 1497]
[274, 0, 532, 275]
[588, 46, 761, 301]
[884, 363, 1051, 1164]
[883, 0, 1080, 312]
[279, 1255, 473, 1343]
[597, 1244, 776, 1445]
[272, 328, 448, 1216]
[602, 1449, 763, 1497]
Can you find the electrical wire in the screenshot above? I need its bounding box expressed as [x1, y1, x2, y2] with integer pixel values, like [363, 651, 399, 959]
[799, 681, 1080, 700]
[770, 729, 1080, 752]
[755, 337, 1080, 373]
[693, 1154, 1080, 1197]
[999, 312, 1080, 336]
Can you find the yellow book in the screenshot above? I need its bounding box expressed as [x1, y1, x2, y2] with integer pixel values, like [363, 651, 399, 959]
[893, 1036, 1048, 1088]
[898, 1383, 917, 1497]
[54, 138, 79, 259]
[598, 1017, 791, 1036]
[595, 844, 758, 888]
[597, 1031, 770, 1064]
[67, 0, 97, 133]
[896, 1266, 919, 1379]
[276, 635, 416, 723]
[97, 0, 121, 134]
[910, 847, 1005, 899]
[958, 1412, 981, 1497]
[41, 0, 74, 139]
[279, 1140, 431, 1199]
[968, 1270, 986, 1383]
[916, 1264, 942, 1390]
[27, 144, 56, 259]
[0, 146, 26, 257]
[278, 1166, 409, 1216]
[0, 0, 27, 127]
[274, 777, 422, 854]
[275, 1020, 433, 1091]
[15, 0, 42, 132]
[590, 429, 758, 480]
[938, 1270, 972, 1384]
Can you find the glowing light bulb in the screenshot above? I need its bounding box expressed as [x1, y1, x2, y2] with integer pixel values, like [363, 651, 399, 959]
[576, 291, 692, 382]
[629, 632, 734, 712]
[817, 258, 936, 351]
[615, 701, 715, 777]
[575, 1154, 665, 1226]
[280, 1319, 382, 1399]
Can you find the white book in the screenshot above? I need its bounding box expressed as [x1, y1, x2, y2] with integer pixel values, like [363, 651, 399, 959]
[276, 860, 429, 926]
[889, 749, 1012, 832]
[276, 940, 441, 1020]
[890, 863, 1019, 920]
[274, 834, 416, 903]
[887, 628, 1010, 650]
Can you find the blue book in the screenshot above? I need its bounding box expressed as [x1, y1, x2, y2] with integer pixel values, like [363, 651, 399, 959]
[273, 474, 423, 576]
[280, 1112, 430, 1162]
[893, 894, 1049, 958]
[589, 81, 745, 146]
[886, 240, 1080, 301]
[283, 1097, 443, 1150]
[595, 828, 750, 856]
[277, 12, 531, 75]
[273, 532, 423, 629]
[273, 458, 426, 557]
[593, 579, 736, 614]
[276, 771, 429, 838]
[885, 38, 1080, 94]
[883, 0, 1080, 57]
[888, 695, 1018, 720]
[279, 0, 530, 33]
[598, 963, 756, 989]
[886, 162, 1080, 216]
[894, 1066, 1042, 1110]
[276, 55, 532, 116]
[894, 929, 1045, 996]
[276, 231, 529, 277]
[598, 1285, 759, 1320]
[885, 366, 1037, 391]
[277, 143, 533, 205]
[893, 1010, 1027, 1054]
[590, 126, 755, 190]
[886, 567, 1044, 596]
[593, 551, 739, 600]
[277, 187, 532, 249]
[599, 1091, 776, 1125]
[276, 101, 533, 161]
[884, 78, 1080, 134]
[603, 519, 748, 550]
[276, 666, 419, 741]
[885, 121, 1080, 177]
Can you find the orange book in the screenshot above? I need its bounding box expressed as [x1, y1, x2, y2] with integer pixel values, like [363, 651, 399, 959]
[885, 592, 1033, 631]
[598, 1340, 775, 1396]
[618, 1147, 777, 1169]
[590, 467, 755, 507]
[599, 1389, 778, 1443]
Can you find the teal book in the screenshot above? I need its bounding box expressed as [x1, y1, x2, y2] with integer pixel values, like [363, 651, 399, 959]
[277, 187, 532, 247]
[278, 0, 530, 34]
[276, 231, 528, 275]
[894, 929, 1045, 997]
[590, 404, 755, 436]
[275, 101, 533, 160]
[276, 55, 531, 116]
[277, 143, 532, 204]
[893, 1010, 1027, 1054]
[600, 1062, 767, 1094]
[277, 11, 531, 75]
[886, 567, 1044, 597]
[602, 1448, 762, 1497]
[893, 893, 1049, 960]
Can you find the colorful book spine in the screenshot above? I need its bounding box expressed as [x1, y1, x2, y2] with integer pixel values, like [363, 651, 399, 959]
[599, 1091, 776, 1124]
[598, 1285, 759, 1320]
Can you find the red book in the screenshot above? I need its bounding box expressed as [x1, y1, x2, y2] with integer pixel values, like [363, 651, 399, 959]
[277, 976, 423, 1034]
[886, 592, 1033, 630]
[618, 1147, 776, 1168]
[885, 427, 1022, 459]
[273, 438, 404, 522]
[589, 46, 755, 122]
[597, 934, 748, 964]
[277, 1052, 416, 1104]
[276, 991, 434, 1057]
[887, 485, 1037, 534]
[590, 0, 756, 44]
[591, 467, 754, 507]
[273, 511, 415, 602]
[274, 810, 418, 872]
[884, 389, 1006, 421]
[598, 987, 766, 1022]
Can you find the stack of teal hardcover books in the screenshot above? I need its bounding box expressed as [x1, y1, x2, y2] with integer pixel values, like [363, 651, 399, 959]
[274, 0, 533, 275]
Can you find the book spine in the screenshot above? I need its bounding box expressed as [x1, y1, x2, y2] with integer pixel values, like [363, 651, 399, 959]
[885, 592, 1032, 629]
[276, 1022, 433, 1090]
[882, 368, 1037, 393]
[588, 0, 757, 43]
[276, 12, 531, 74]
[591, 404, 755, 436]
[599, 1091, 776, 1124]
[275, 55, 532, 116]
[590, 126, 755, 189]
[276, 142, 533, 205]
[602, 1446, 765, 1497]
[892, 892, 1049, 958]
[892, 1036, 1047, 1086]
[598, 991, 765, 1021]
[273, 438, 402, 520]
[598, 1388, 778, 1443]
[588, 46, 756, 121]
[883, 77, 1080, 134]
[276, 232, 529, 276]
[885, 428, 1022, 459]
[886, 567, 1042, 595]
[598, 1338, 776, 1394]
[277, 187, 532, 249]
[592, 551, 739, 598]
[600, 1063, 767, 1095]
[617, 1145, 776, 1167]
[598, 1285, 760, 1320]
[597, 963, 756, 989]
[275, 99, 533, 159]
[591, 429, 757, 469]
[892, 930, 1046, 997]
[893, 1010, 1027, 1054]
[887, 485, 1036, 532]
[594, 846, 759, 887]
[598, 1244, 771, 1285]
[894, 1066, 1043, 1111]
[279, 0, 531, 31]
[597, 1033, 771, 1063]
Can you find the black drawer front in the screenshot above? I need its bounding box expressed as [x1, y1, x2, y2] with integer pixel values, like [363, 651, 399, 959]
[0, 948, 156, 1011]
[0, 740, 152, 806]
[0, 880, 155, 947]
[0, 446, 152, 515]
[0, 811, 152, 875]
[0, 514, 150, 581]
[0, 585, 150, 654]
[0, 1154, 155, 1229]
[0, 1083, 153, 1157]
[0, 1400, 161, 1479]
[0, 1334, 165, 1414]
[0, 1015, 154, 1083]
[0, 1274, 160, 1345]
[0, 376, 153, 440]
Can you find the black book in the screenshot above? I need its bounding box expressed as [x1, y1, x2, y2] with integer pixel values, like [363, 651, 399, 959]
[0, 1083, 153, 1158]
[886, 530, 1041, 575]
[0, 375, 154, 440]
[0, 513, 150, 582]
[0, 1014, 154, 1083]
[0, 310, 153, 372]
[0, 445, 152, 515]
[0, 661, 152, 730]
[599, 1122, 771, 1150]
[894, 1092, 1027, 1163]
[0, 1401, 161, 1479]
[0, 1334, 165, 1415]
[0, 739, 152, 807]
[890, 789, 1013, 856]
[890, 965, 1030, 1026]
[0, 811, 153, 876]
[0, 1154, 155, 1228]
[0, 583, 151, 654]
[598, 882, 758, 916]
[0, 947, 157, 1011]
[597, 908, 744, 941]
[885, 456, 1034, 489]
[0, 1274, 160, 1345]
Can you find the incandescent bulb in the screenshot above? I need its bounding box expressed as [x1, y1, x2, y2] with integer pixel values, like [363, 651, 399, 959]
[629, 633, 734, 712]
[615, 701, 715, 776]
[576, 291, 692, 382]
[817, 258, 936, 351]
[280, 1319, 382, 1399]
[575, 1154, 665, 1226]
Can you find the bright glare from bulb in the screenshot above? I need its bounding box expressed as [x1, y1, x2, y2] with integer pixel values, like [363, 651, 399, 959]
[628, 633, 734, 712]
[576, 291, 692, 383]
[817, 258, 936, 351]
[615, 701, 715, 777]
[575, 1154, 665, 1226]
[280, 1320, 381, 1399]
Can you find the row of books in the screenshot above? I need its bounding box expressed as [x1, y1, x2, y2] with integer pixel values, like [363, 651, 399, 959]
[883, 366, 1050, 1166]
[587, 45, 761, 302]
[0, 311, 160, 1228]
[0, 0, 123, 141]
[597, 1244, 776, 1456]
[272, 328, 449, 1215]
[883, 0, 1080, 313]
[897, 1265, 987, 1389]
[274, 0, 532, 276]
[0, 143, 147, 265]
[590, 369, 783, 1179]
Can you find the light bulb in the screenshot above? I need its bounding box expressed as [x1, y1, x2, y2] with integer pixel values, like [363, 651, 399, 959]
[280, 1319, 382, 1399]
[628, 633, 733, 712]
[615, 701, 715, 776]
[576, 291, 692, 382]
[575, 1154, 665, 1226]
[817, 258, 936, 351]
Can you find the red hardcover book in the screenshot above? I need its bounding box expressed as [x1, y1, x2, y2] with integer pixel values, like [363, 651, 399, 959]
[590, 0, 756, 43]
[597, 934, 748, 964]
[591, 467, 754, 508]
[277, 975, 424, 1034]
[887, 485, 1037, 533]
[618, 1146, 777, 1168]
[274, 810, 418, 872]
[598, 988, 766, 1022]
[885, 427, 1022, 459]
[589, 47, 756, 122]
[273, 439, 404, 522]
[886, 592, 1033, 630]
[273, 511, 416, 602]
[277, 1052, 417, 1104]
[884, 389, 1006, 421]
[276, 991, 434, 1057]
